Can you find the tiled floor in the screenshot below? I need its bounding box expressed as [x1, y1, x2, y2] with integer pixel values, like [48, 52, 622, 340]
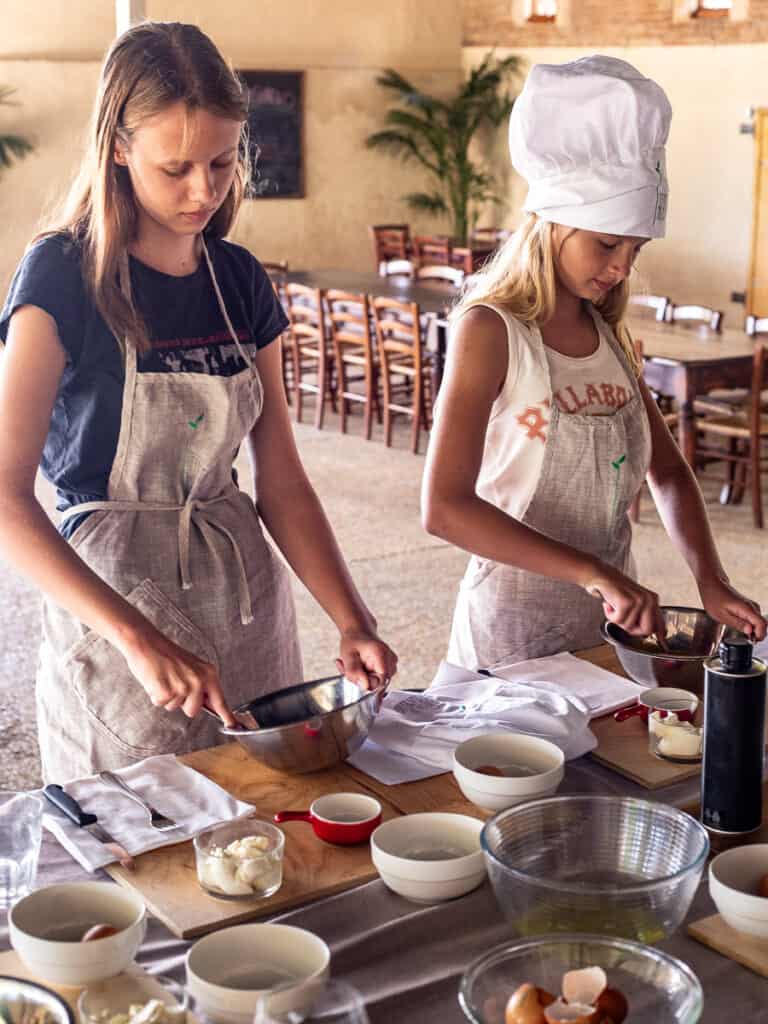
[2, 407, 766, 789]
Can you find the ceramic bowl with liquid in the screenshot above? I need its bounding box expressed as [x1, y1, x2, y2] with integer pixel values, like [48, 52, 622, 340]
[452, 733, 565, 812]
[370, 812, 485, 902]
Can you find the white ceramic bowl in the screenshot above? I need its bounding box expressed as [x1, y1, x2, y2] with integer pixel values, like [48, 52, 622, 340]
[452, 733, 565, 812]
[709, 844, 768, 938]
[8, 882, 146, 985]
[370, 812, 485, 903]
[185, 923, 330, 1023]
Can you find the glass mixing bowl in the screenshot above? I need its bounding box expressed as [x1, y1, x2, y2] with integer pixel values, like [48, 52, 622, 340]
[482, 795, 709, 943]
[459, 934, 703, 1024]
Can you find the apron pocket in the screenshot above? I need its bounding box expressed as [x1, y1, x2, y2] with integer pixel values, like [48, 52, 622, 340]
[62, 579, 217, 759]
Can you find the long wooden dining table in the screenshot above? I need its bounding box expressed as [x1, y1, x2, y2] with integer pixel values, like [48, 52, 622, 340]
[283, 270, 756, 467]
[2, 644, 767, 1023]
[630, 319, 755, 468]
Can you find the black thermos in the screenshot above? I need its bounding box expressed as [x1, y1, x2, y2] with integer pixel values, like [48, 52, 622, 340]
[701, 636, 767, 836]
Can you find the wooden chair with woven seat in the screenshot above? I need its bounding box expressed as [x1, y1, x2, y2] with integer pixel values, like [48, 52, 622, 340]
[284, 283, 335, 429]
[693, 340, 768, 527]
[629, 293, 670, 322]
[326, 290, 380, 440]
[372, 296, 432, 454]
[369, 224, 412, 276]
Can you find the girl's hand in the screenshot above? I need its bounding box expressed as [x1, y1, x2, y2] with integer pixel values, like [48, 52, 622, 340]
[335, 629, 398, 691]
[118, 625, 237, 726]
[584, 564, 665, 638]
[697, 577, 767, 640]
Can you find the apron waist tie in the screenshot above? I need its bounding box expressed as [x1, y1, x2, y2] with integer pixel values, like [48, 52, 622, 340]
[60, 488, 254, 626]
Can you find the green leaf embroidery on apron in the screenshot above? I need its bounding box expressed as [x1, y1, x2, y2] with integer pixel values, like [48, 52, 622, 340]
[610, 453, 627, 521]
[188, 413, 205, 429]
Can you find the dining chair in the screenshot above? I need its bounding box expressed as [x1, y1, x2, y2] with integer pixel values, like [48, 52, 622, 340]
[369, 224, 412, 276]
[326, 290, 380, 440]
[665, 303, 723, 332]
[262, 261, 292, 403]
[628, 336, 678, 523]
[693, 340, 768, 527]
[415, 263, 465, 288]
[412, 235, 453, 266]
[284, 283, 335, 429]
[629, 293, 670, 322]
[372, 296, 432, 454]
[470, 226, 509, 245]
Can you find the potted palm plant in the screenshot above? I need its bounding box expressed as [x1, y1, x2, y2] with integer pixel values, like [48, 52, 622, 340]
[0, 86, 34, 173]
[365, 52, 521, 244]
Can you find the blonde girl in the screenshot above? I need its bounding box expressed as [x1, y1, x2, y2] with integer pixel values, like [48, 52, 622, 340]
[422, 56, 764, 671]
[0, 22, 396, 780]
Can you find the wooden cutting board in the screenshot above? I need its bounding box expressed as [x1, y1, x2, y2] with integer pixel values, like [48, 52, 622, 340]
[105, 743, 403, 940]
[588, 711, 702, 789]
[0, 947, 85, 1006]
[572, 644, 703, 789]
[687, 914, 768, 978]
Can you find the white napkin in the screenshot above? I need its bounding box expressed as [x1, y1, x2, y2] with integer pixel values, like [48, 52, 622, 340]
[348, 656, 621, 784]
[41, 754, 255, 872]
[453, 652, 645, 719]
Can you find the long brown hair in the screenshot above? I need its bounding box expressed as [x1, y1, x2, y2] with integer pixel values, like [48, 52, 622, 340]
[453, 214, 641, 375]
[37, 22, 249, 353]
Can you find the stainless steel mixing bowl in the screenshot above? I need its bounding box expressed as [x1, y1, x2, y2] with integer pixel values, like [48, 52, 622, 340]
[207, 675, 382, 773]
[601, 606, 726, 696]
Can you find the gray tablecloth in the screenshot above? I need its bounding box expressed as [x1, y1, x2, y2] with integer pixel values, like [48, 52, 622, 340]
[2, 757, 767, 1023]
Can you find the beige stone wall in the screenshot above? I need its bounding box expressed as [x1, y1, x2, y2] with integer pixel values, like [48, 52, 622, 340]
[0, 1, 463, 293]
[465, 43, 765, 326]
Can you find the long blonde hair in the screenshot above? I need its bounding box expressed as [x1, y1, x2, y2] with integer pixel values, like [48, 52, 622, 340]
[37, 22, 250, 353]
[453, 213, 641, 374]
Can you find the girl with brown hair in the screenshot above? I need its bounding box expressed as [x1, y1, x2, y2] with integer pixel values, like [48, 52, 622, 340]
[0, 21, 396, 779]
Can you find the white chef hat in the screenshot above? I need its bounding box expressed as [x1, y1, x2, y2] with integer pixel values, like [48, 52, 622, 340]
[509, 55, 672, 239]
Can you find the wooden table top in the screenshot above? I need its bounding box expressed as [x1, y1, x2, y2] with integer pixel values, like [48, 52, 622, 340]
[285, 269, 456, 316]
[629, 318, 755, 365]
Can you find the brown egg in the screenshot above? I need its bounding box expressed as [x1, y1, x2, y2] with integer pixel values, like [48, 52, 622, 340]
[476, 764, 504, 777]
[505, 982, 547, 1024]
[758, 873, 768, 898]
[81, 923, 120, 942]
[595, 987, 628, 1024]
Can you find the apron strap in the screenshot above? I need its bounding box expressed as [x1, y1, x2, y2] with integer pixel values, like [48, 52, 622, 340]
[60, 489, 254, 627]
[201, 237, 257, 375]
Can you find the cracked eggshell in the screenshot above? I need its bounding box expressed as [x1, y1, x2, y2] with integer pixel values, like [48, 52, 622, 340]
[504, 982, 547, 1024]
[543, 999, 599, 1024]
[561, 967, 607, 1007]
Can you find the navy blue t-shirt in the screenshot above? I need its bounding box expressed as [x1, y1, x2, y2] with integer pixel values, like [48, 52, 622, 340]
[0, 233, 287, 537]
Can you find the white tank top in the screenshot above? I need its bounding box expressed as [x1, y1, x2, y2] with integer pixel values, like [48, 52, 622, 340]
[452, 302, 635, 524]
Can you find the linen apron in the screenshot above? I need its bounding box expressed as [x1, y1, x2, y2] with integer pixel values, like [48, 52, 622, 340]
[36, 241, 302, 781]
[448, 314, 652, 671]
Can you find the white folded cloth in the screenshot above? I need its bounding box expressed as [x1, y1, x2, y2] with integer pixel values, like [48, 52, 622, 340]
[454, 652, 645, 719]
[41, 754, 255, 872]
[350, 653, 640, 785]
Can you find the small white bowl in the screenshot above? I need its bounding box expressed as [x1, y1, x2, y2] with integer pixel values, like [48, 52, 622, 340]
[452, 733, 564, 812]
[185, 923, 330, 1023]
[709, 844, 768, 938]
[8, 882, 146, 985]
[370, 812, 485, 903]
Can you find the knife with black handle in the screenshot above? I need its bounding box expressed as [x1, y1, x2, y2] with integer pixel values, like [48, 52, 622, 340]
[43, 784, 135, 870]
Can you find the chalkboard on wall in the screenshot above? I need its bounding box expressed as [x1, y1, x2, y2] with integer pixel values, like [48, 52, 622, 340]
[239, 70, 304, 199]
